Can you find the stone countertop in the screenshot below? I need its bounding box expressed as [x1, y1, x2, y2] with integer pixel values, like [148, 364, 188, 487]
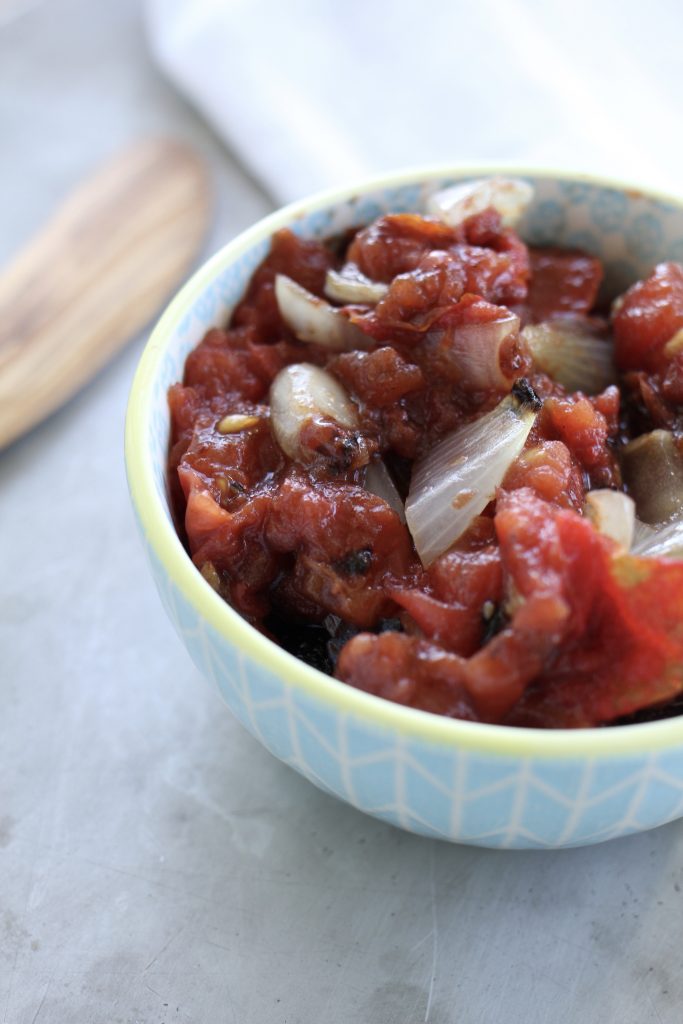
[2, 2, 683, 1022]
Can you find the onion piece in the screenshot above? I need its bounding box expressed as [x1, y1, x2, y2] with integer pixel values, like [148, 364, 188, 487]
[631, 517, 683, 559]
[216, 413, 261, 434]
[426, 176, 533, 228]
[631, 518, 657, 551]
[622, 430, 683, 524]
[664, 327, 683, 357]
[365, 458, 406, 522]
[405, 381, 541, 566]
[584, 489, 635, 550]
[275, 274, 369, 351]
[440, 312, 520, 391]
[324, 266, 388, 305]
[522, 319, 616, 394]
[269, 362, 358, 462]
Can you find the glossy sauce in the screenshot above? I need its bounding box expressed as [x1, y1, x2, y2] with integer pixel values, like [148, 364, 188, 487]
[169, 208, 683, 728]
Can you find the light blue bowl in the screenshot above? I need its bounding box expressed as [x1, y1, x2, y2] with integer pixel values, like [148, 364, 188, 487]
[125, 165, 683, 849]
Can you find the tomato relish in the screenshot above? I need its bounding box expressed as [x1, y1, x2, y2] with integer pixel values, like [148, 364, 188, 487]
[168, 180, 683, 728]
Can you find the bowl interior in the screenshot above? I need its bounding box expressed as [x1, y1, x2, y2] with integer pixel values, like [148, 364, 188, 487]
[129, 165, 683, 758]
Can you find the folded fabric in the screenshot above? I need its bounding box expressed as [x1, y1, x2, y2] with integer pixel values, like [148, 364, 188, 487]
[146, 0, 683, 204]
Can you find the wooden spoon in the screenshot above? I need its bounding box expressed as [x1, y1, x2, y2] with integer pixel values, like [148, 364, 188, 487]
[0, 138, 210, 449]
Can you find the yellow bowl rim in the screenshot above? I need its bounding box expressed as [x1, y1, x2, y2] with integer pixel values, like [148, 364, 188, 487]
[125, 160, 683, 759]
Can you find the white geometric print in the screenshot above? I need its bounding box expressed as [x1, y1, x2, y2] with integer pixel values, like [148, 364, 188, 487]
[139, 534, 683, 849]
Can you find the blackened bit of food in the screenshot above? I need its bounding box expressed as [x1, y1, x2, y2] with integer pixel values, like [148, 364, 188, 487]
[480, 601, 508, 646]
[327, 638, 350, 669]
[308, 425, 376, 474]
[315, 432, 360, 465]
[335, 433, 374, 472]
[384, 453, 412, 500]
[377, 617, 404, 634]
[512, 377, 543, 411]
[327, 634, 356, 667]
[267, 610, 364, 675]
[342, 435, 360, 456]
[323, 613, 343, 636]
[326, 613, 403, 670]
[326, 620, 362, 669]
[266, 610, 366, 675]
[334, 548, 374, 576]
[265, 615, 334, 674]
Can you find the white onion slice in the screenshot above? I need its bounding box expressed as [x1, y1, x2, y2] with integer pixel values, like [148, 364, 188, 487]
[426, 176, 533, 228]
[522, 320, 616, 394]
[584, 489, 635, 550]
[631, 517, 683, 559]
[269, 363, 358, 462]
[439, 312, 520, 390]
[365, 458, 405, 522]
[622, 430, 683, 524]
[324, 266, 388, 305]
[405, 385, 539, 566]
[275, 274, 369, 351]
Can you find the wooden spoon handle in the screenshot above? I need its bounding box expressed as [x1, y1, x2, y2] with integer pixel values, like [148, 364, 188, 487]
[0, 138, 210, 449]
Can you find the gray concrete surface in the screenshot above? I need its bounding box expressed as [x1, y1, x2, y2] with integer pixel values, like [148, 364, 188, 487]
[2, 2, 683, 1022]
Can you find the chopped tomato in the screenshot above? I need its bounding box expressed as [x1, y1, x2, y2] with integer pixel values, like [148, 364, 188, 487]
[466, 490, 683, 727]
[265, 472, 417, 627]
[346, 213, 459, 281]
[502, 440, 584, 510]
[507, 544, 683, 728]
[330, 347, 424, 407]
[533, 388, 621, 488]
[525, 247, 603, 321]
[613, 262, 683, 372]
[337, 632, 479, 720]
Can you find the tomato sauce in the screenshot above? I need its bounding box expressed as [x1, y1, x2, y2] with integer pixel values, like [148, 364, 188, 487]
[169, 197, 683, 728]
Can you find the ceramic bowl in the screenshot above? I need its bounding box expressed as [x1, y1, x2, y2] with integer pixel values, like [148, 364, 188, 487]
[125, 165, 683, 849]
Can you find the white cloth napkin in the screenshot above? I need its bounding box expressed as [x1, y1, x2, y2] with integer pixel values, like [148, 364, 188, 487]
[146, 0, 683, 204]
